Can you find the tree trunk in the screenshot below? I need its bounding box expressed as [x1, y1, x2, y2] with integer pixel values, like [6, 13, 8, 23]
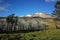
[53, 19, 59, 29]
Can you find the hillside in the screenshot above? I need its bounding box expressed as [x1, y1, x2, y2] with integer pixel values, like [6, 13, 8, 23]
[0, 17, 60, 31]
[19, 17, 60, 29]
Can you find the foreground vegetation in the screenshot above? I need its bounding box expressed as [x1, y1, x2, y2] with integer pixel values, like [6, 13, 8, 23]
[0, 29, 60, 40]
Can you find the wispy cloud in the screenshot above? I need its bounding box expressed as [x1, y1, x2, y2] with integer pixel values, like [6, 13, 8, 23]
[0, 0, 3, 3]
[0, 6, 6, 11]
[0, 4, 10, 11]
[0, 0, 10, 11]
[45, 0, 60, 2]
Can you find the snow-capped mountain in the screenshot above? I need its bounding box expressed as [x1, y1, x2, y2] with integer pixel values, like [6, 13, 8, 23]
[26, 14, 32, 17]
[25, 12, 55, 18]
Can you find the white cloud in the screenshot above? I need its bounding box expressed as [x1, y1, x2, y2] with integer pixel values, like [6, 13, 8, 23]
[0, 6, 9, 11]
[26, 14, 32, 17]
[45, 0, 50, 2]
[0, 0, 10, 11]
[45, 0, 59, 2]
[0, 3, 10, 11]
[0, 7, 6, 10]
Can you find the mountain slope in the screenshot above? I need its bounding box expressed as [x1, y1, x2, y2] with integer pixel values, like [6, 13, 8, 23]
[25, 12, 55, 18]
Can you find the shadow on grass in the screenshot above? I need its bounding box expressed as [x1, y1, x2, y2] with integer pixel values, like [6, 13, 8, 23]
[0, 30, 41, 34]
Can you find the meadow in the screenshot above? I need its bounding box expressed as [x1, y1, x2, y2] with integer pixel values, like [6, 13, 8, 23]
[0, 29, 60, 40]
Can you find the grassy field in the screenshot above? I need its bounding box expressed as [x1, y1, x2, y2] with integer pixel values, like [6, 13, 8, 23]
[0, 29, 60, 40]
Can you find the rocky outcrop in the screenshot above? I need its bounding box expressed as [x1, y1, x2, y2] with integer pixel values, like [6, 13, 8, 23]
[0, 18, 46, 32]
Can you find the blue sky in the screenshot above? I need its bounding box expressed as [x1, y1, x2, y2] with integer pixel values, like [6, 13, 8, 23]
[0, 0, 57, 16]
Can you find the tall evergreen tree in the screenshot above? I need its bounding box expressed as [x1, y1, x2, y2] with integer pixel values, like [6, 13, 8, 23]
[52, 1, 60, 29]
[6, 14, 18, 31]
[53, 1, 60, 18]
